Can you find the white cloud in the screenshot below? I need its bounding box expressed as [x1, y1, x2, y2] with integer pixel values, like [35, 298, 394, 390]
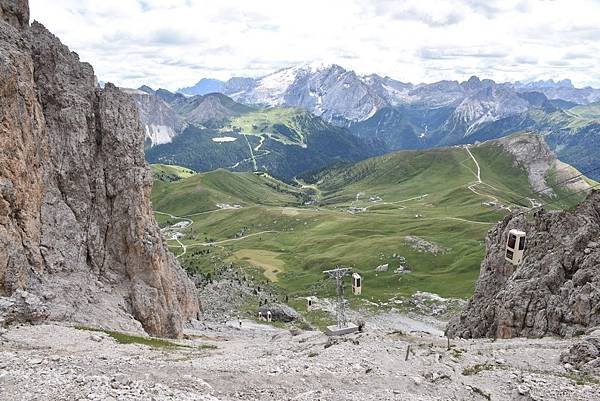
[29, 0, 600, 90]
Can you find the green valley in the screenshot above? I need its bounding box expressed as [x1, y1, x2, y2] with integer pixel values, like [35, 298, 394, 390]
[151, 134, 594, 306]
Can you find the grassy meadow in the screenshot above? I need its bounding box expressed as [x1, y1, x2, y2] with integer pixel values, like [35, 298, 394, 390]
[150, 139, 590, 305]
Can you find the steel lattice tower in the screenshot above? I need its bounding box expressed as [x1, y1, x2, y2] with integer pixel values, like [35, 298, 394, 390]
[323, 266, 353, 328]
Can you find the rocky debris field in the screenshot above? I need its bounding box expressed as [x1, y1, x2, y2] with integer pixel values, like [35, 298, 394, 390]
[404, 236, 448, 255]
[195, 266, 284, 323]
[1, 320, 599, 401]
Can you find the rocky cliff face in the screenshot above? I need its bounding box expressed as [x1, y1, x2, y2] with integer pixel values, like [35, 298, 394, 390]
[452, 78, 530, 132]
[446, 190, 600, 339]
[0, 0, 199, 337]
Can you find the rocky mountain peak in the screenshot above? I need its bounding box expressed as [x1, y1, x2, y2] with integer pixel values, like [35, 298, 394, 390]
[155, 87, 183, 103]
[177, 78, 225, 96]
[463, 75, 482, 89]
[138, 84, 155, 95]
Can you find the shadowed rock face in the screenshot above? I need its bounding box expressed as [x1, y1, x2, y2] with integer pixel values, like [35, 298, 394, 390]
[0, 0, 199, 337]
[446, 191, 600, 339]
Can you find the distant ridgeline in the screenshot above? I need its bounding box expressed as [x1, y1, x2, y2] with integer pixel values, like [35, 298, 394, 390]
[130, 86, 377, 179]
[129, 66, 600, 180]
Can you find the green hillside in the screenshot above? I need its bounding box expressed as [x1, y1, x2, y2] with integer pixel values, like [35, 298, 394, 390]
[349, 102, 600, 181]
[227, 107, 332, 145]
[151, 164, 196, 182]
[569, 102, 600, 120]
[151, 140, 593, 307]
[152, 169, 303, 219]
[461, 108, 600, 180]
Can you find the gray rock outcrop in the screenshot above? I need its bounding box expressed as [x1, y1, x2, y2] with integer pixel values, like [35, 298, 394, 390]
[259, 303, 300, 322]
[0, 0, 199, 337]
[0, 290, 48, 326]
[560, 329, 600, 375]
[446, 190, 600, 339]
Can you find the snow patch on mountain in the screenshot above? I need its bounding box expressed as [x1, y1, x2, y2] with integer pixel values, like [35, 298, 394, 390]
[212, 136, 238, 143]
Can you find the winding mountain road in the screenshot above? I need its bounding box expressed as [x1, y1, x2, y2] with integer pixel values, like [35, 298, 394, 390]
[184, 230, 280, 248]
[157, 208, 280, 256]
[154, 211, 193, 226]
[154, 211, 193, 258]
[464, 145, 513, 212]
[465, 145, 481, 183]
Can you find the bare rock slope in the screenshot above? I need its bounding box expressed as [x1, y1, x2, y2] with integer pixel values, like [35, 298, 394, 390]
[0, 0, 199, 337]
[121, 88, 185, 147]
[492, 133, 591, 195]
[447, 190, 600, 339]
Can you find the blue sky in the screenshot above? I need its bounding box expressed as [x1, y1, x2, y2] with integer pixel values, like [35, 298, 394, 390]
[30, 0, 600, 91]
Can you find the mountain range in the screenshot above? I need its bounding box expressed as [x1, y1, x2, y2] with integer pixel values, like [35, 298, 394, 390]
[127, 63, 600, 180]
[131, 86, 376, 179]
[180, 64, 600, 127]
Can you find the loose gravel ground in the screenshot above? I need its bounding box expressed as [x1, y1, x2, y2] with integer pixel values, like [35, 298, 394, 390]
[1, 317, 599, 401]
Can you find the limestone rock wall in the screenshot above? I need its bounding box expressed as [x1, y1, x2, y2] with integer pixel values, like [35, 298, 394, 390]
[446, 191, 600, 339]
[0, 0, 199, 337]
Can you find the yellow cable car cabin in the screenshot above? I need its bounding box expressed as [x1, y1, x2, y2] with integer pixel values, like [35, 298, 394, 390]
[505, 229, 526, 265]
[352, 273, 362, 296]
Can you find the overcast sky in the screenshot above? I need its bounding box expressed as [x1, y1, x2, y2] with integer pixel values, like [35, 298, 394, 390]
[30, 0, 600, 91]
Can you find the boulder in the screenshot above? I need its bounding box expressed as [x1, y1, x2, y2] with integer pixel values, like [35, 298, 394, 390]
[259, 303, 300, 322]
[0, 290, 49, 325]
[375, 264, 389, 272]
[560, 330, 600, 375]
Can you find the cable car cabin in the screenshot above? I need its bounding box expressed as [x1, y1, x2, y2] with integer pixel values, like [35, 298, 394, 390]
[352, 273, 362, 296]
[505, 229, 526, 265]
